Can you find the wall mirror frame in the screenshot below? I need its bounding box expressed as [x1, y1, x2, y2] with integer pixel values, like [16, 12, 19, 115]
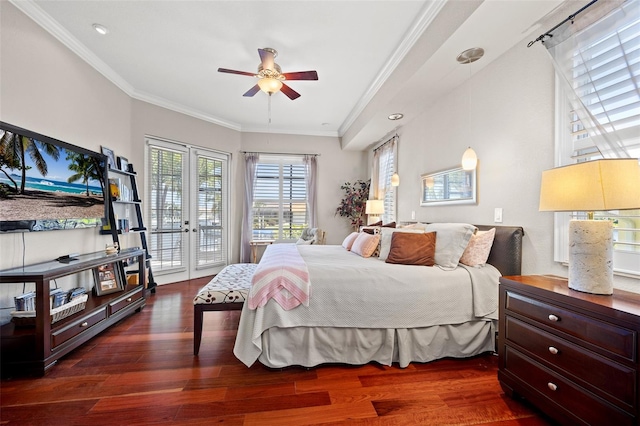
[420, 166, 477, 206]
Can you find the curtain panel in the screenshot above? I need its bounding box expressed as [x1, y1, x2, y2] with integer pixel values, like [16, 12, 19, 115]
[241, 153, 259, 263]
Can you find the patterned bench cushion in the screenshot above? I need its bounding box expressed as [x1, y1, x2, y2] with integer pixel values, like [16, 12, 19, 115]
[193, 263, 257, 305]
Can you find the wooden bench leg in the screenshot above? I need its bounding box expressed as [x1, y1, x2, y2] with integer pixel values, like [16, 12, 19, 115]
[194, 304, 204, 355]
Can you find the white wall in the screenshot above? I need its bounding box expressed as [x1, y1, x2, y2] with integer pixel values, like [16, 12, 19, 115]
[393, 37, 637, 290]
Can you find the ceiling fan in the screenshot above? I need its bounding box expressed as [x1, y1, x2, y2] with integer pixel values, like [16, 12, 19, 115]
[218, 48, 318, 100]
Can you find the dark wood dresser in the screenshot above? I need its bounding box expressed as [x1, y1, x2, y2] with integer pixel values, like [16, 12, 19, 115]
[498, 275, 640, 425]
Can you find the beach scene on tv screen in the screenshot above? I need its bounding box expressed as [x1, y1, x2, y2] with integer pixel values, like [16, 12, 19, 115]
[0, 130, 105, 230]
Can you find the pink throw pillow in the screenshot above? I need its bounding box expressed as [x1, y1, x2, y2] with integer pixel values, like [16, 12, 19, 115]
[351, 232, 381, 258]
[341, 232, 359, 250]
[460, 228, 496, 267]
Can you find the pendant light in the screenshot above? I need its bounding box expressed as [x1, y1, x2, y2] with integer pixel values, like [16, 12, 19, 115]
[457, 47, 483, 171]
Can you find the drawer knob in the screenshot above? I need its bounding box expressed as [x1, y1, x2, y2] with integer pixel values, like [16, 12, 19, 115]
[126, 297, 132, 302]
[548, 346, 559, 355]
[80, 321, 89, 328]
[548, 314, 559, 322]
[547, 382, 558, 392]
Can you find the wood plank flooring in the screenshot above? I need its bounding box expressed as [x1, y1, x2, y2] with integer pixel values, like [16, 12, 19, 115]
[1, 278, 552, 425]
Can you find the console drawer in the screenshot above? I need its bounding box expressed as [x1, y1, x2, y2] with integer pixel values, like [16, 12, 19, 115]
[505, 315, 635, 408]
[504, 290, 636, 361]
[51, 307, 107, 348]
[109, 287, 143, 316]
[504, 346, 633, 426]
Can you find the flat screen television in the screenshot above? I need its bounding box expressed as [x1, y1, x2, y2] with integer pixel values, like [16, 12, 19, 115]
[0, 122, 108, 232]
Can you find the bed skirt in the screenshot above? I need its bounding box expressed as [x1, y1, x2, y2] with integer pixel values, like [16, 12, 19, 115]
[254, 320, 496, 369]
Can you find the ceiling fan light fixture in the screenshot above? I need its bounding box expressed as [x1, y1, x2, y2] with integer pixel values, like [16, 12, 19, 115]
[388, 113, 404, 121]
[258, 77, 283, 94]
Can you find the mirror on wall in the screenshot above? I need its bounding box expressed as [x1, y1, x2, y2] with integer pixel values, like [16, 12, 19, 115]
[420, 166, 476, 206]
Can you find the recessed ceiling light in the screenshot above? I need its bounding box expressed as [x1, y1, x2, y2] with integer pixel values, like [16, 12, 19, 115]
[92, 24, 109, 35]
[388, 113, 404, 121]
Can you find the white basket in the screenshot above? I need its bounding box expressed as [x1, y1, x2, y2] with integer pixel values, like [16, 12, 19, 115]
[11, 294, 89, 325]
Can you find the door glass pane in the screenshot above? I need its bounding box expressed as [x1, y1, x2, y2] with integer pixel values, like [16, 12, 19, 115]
[196, 155, 226, 267]
[149, 146, 185, 271]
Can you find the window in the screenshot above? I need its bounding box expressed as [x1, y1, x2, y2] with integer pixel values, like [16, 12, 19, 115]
[252, 155, 308, 240]
[555, 3, 640, 276]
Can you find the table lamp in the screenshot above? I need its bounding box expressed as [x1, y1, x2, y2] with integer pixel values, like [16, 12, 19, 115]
[539, 158, 640, 295]
[365, 199, 385, 225]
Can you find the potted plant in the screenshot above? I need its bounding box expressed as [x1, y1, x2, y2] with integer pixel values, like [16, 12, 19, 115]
[335, 179, 371, 231]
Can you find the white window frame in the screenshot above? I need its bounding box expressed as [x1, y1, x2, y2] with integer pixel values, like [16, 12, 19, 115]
[555, 87, 640, 279]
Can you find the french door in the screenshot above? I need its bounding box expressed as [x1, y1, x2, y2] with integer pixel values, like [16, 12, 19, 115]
[146, 137, 229, 284]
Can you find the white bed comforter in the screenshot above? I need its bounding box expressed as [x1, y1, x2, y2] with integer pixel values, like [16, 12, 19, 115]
[234, 245, 500, 367]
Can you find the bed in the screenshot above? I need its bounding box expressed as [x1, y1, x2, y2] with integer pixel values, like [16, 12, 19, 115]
[233, 224, 524, 369]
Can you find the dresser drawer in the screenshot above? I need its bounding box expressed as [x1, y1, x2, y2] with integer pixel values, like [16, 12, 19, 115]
[503, 346, 634, 426]
[109, 287, 143, 316]
[51, 307, 107, 348]
[505, 315, 636, 408]
[505, 290, 636, 361]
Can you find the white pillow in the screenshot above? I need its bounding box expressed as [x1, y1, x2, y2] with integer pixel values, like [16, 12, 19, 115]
[296, 238, 314, 245]
[424, 223, 477, 270]
[341, 232, 359, 250]
[378, 227, 425, 261]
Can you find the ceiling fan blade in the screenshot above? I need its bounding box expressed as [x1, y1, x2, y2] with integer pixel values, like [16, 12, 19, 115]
[258, 48, 275, 71]
[218, 68, 256, 77]
[243, 84, 261, 97]
[280, 83, 301, 100]
[282, 71, 318, 81]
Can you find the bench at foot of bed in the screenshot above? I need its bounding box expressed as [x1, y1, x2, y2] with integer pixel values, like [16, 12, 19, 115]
[193, 263, 257, 355]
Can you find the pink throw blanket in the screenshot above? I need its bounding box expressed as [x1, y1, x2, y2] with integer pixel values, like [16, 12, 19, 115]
[248, 244, 311, 310]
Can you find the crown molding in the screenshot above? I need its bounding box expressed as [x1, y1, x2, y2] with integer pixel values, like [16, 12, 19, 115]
[338, 0, 446, 137]
[10, 0, 244, 133]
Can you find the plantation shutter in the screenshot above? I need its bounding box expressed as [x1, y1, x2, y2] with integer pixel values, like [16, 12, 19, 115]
[252, 155, 308, 240]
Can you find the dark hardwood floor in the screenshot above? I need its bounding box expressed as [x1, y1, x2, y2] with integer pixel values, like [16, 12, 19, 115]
[1, 277, 552, 425]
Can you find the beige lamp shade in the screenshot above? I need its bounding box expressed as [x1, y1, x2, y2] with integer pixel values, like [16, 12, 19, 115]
[365, 199, 385, 215]
[539, 159, 640, 212]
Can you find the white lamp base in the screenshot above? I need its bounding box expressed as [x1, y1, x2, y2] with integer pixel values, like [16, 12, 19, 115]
[568, 220, 613, 295]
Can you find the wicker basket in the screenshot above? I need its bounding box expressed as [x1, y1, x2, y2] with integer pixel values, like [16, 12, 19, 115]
[11, 294, 88, 327]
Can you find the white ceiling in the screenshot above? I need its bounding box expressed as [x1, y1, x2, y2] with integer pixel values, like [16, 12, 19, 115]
[13, 0, 579, 150]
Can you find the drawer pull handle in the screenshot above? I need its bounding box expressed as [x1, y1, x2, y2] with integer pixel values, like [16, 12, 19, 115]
[548, 314, 559, 322]
[126, 297, 132, 302]
[548, 346, 559, 355]
[80, 322, 89, 328]
[547, 382, 558, 392]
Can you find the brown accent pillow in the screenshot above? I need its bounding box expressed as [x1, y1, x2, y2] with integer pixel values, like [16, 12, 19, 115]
[385, 232, 436, 266]
[369, 220, 383, 227]
[382, 221, 396, 228]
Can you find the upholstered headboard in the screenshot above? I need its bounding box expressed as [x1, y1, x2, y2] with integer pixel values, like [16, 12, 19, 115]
[475, 225, 525, 276]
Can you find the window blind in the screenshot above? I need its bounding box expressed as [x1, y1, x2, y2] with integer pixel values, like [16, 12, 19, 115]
[252, 156, 308, 240]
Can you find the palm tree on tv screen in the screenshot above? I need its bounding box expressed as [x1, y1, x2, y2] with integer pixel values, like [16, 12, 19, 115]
[0, 131, 60, 194]
[66, 151, 105, 196]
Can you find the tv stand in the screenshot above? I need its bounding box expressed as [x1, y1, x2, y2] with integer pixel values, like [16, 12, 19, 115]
[0, 248, 146, 377]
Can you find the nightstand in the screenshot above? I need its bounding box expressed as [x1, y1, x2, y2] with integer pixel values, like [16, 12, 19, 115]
[498, 275, 640, 425]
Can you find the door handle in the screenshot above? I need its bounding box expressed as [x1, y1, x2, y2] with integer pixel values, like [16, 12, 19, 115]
[184, 229, 189, 233]
[193, 228, 197, 232]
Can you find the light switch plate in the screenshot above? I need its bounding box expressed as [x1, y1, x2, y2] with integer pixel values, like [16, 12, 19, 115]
[494, 208, 503, 223]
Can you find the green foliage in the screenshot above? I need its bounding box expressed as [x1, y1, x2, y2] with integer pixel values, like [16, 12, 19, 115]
[335, 179, 370, 230]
